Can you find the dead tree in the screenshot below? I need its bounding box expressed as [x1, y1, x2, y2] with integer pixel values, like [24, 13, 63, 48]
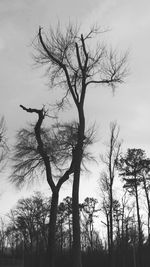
[34, 23, 128, 267]
[100, 122, 122, 267]
[11, 105, 75, 267]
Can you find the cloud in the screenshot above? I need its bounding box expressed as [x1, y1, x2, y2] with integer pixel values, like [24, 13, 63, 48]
[0, 38, 5, 51]
[0, 0, 150, 214]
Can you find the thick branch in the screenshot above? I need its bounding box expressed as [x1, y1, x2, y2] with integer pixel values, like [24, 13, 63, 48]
[75, 42, 83, 71]
[81, 34, 88, 69]
[20, 105, 42, 115]
[20, 105, 55, 191]
[86, 78, 122, 87]
[38, 27, 64, 68]
[73, 72, 79, 102]
[56, 152, 75, 191]
[63, 65, 79, 106]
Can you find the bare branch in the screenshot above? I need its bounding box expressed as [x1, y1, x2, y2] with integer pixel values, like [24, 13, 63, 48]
[75, 42, 83, 71]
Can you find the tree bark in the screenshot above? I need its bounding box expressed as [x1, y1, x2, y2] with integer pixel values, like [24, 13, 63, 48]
[71, 102, 85, 267]
[106, 212, 110, 257]
[68, 216, 72, 252]
[134, 178, 142, 267]
[143, 175, 150, 237]
[109, 185, 114, 267]
[135, 183, 142, 243]
[72, 163, 82, 267]
[47, 191, 59, 267]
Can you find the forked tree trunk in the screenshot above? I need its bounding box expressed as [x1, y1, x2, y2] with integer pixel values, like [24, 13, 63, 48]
[47, 191, 59, 267]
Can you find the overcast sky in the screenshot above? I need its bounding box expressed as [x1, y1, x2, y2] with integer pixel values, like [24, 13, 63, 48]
[0, 0, 150, 215]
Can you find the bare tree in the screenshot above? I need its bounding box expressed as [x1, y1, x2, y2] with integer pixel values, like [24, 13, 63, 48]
[11, 105, 93, 267]
[0, 217, 6, 256]
[100, 122, 122, 267]
[34, 23, 128, 267]
[8, 192, 50, 255]
[11, 106, 75, 267]
[58, 196, 72, 253]
[81, 197, 99, 250]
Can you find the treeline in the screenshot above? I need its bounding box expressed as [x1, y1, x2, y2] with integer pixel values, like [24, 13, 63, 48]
[0, 193, 102, 267]
[1, 145, 150, 267]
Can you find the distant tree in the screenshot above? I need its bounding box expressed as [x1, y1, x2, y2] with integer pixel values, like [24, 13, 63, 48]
[118, 190, 134, 246]
[115, 192, 134, 267]
[100, 171, 110, 252]
[56, 201, 66, 252]
[118, 148, 147, 266]
[140, 158, 150, 240]
[57, 196, 100, 252]
[35, 23, 128, 267]
[57, 197, 73, 252]
[0, 217, 6, 256]
[81, 197, 99, 250]
[100, 122, 121, 266]
[8, 192, 50, 256]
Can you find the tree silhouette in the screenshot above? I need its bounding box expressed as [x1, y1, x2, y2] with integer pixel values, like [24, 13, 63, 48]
[11, 105, 94, 267]
[81, 197, 99, 250]
[34, 23, 128, 267]
[11, 106, 75, 267]
[8, 192, 50, 255]
[100, 122, 121, 266]
[118, 148, 147, 267]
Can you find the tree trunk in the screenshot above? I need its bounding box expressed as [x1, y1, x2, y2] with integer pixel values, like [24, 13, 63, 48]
[109, 185, 114, 267]
[106, 212, 110, 256]
[60, 219, 63, 252]
[135, 183, 142, 244]
[143, 176, 150, 237]
[72, 165, 82, 267]
[72, 105, 85, 267]
[135, 180, 142, 267]
[68, 217, 72, 252]
[90, 220, 93, 250]
[47, 191, 59, 267]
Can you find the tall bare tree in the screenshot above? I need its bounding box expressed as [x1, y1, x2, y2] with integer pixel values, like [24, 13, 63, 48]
[100, 122, 121, 267]
[34, 23, 128, 267]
